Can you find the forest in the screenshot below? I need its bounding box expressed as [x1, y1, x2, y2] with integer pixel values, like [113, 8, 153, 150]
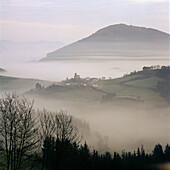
[0, 93, 169, 170]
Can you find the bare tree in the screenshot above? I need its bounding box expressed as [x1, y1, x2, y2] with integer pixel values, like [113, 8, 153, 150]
[39, 109, 82, 144]
[39, 109, 56, 140]
[55, 110, 82, 143]
[0, 93, 39, 170]
[39, 109, 82, 170]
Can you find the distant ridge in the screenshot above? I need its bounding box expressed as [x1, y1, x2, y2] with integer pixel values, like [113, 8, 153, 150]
[0, 68, 6, 72]
[0, 40, 65, 63]
[41, 24, 169, 61]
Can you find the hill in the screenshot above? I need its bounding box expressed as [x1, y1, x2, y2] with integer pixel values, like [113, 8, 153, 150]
[26, 66, 169, 105]
[0, 68, 6, 72]
[96, 66, 170, 104]
[41, 24, 169, 61]
[0, 75, 55, 94]
[1, 66, 168, 105]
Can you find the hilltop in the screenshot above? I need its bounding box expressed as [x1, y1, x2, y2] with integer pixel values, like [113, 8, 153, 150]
[41, 24, 169, 61]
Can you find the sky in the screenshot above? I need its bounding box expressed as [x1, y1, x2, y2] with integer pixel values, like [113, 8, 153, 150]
[0, 0, 169, 44]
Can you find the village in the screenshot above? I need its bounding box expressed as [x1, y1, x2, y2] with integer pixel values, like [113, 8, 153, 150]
[35, 73, 113, 92]
[33, 65, 169, 104]
[61, 73, 100, 87]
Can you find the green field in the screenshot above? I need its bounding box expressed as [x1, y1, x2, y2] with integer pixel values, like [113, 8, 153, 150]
[29, 86, 105, 103]
[0, 73, 167, 105]
[96, 74, 165, 104]
[124, 76, 163, 89]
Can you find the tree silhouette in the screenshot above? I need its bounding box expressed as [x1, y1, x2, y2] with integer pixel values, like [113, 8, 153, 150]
[0, 94, 168, 170]
[0, 93, 39, 170]
[152, 143, 164, 162]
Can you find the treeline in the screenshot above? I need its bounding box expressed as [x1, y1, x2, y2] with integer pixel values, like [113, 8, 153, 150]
[40, 139, 170, 170]
[0, 94, 169, 170]
[156, 66, 170, 79]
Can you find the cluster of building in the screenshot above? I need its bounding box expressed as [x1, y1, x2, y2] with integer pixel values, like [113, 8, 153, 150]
[62, 73, 99, 87]
[35, 73, 111, 91]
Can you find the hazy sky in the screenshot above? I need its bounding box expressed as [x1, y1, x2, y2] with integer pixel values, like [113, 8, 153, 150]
[0, 0, 169, 43]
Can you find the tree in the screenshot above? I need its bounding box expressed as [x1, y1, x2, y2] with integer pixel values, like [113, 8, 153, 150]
[39, 109, 82, 170]
[39, 109, 82, 143]
[137, 147, 141, 158]
[39, 109, 56, 141]
[0, 93, 39, 170]
[35, 83, 42, 90]
[152, 143, 164, 162]
[164, 144, 170, 161]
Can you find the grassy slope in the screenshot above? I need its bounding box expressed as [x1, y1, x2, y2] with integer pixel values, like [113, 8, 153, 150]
[29, 72, 165, 104]
[0, 75, 103, 103]
[0, 72, 166, 104]
[58, 86, 104, 102]
[96, 74, 165, 104]
[29, 86, 104, 103]
[124, 76, 163, 89]
[0, 75, 54, 94]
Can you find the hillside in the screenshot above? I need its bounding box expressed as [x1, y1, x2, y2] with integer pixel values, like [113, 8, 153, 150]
[0, 68, 6, 72]
[1, 66, 168, 105]
[96, 67, 169, 104]
[26, 66, 169, 105]
[0, 75, 55, 94]
[41, 24, 169, 61]
[27, 85, 105, 103]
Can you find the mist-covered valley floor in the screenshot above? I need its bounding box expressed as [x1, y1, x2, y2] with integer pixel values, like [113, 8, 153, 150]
[25, 93, 170, 154]
[0, 61, 170, 170]
[1, 66, 169, 154]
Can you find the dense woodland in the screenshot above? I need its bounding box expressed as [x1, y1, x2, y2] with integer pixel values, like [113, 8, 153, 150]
[0, 94, 170, 170]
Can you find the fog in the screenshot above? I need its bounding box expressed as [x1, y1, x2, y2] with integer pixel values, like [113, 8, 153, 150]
[25, 93, 170, 154]
[1, 59, 169, 81]
[0, 40, 65, 63]
[0, 49, 169, 153]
